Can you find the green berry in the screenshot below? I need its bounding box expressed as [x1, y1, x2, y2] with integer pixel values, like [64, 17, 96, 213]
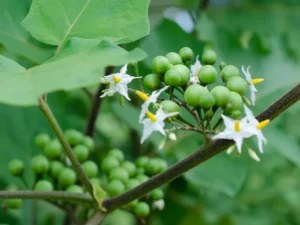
[202, 50, 217, 65]
[109, 168, 129, 183]
[219, 62, 226, 70]
[226, 91, 243, 111]
[34, 180, 53, 192]
[5, 199, 22, 209]
[198, 65, 217, 84]
[160, 100, 180, 120]
[49, 161, 64, 179]
[134, 202, 150, 217]
[65, 129, 83, 146]
[136, 168, 145, 175]
[124, 199, 139, 209]
[221, 65, 240, 82]
[135, 174, 149, 183]
[184, 84, 209, 107]
[164, 69, 183, 86]
[179, 47, 194, 62]
[125, 179, 140, 190]
[226, 76, 248, 96]
[156, 158, 168, 172]
[172, 64, 190, 85]
[165, 52, 182, 65]
[108, 148, 124, 163]
[74, 145, 89, 162]
[151, 188, 164, 200]
[122, 161, 137, 177]
[152, 56, 170, 74]
[31, 155, 49, 174]
[35, 133, 50, 149]
[8, 159, 24, 176]
[82, 161, 98, 178]
[210, 86, 231, 107]
[198, 92, 215, 109]
[232, 110, 242, 119]
[66, 185, 84, 194]
[102, 156, 120, 173]
[135, 156, 149, 168]
[145, 158, 161, 175]
[143, 74, 161, 91]
[81, 136, 95, 151]
[107, 180, 125, 197]
[44, 139, 63, 159]
[58, 168, 77, 187]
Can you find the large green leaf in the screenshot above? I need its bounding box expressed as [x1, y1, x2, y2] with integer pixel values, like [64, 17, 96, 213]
[22, 0, 150, 47]
[0, 38, 147, 106]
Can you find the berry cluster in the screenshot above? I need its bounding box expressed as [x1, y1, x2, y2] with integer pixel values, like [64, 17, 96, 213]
[101, 149, 167, 217]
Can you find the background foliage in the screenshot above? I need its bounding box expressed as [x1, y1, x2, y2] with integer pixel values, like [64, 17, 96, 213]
[0, 0, 299, 224]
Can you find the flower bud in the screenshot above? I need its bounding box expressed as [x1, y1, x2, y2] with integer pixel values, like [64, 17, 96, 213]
[168, 133, 177, 141]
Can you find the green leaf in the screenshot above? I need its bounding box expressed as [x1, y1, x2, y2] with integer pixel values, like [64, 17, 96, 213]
[0, 38, 147, 106]
[22, 0, 150, 47]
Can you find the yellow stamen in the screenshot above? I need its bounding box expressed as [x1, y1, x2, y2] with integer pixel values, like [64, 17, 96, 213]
[135, 91, 149, 101]
[146, 111, 157, 122]
[256, 119, 270, 129]
[113, 76, 121, 83]
[234, 121, 241, 132]
[248, 78, 264, 85]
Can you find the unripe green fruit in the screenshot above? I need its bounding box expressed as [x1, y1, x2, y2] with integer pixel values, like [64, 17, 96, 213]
[145, 158, 163, 175]
[125, 179, 140, 190]
[82, 161, 98, 178]
[58, 168, 77, 187]
[135, 156, 149, 168]
[102, 156, 120, 173]
[5, 199, 22, 209]
[179, 47, 194, 62]
[219, 62, 226, 70]
[160, 100, 180, 120]
[221, 65, 240, 82]
[136, 168, 145, 175]
[134, 202, 150, 217]
[136, 174, 149, 183]
[210, 86, 231, 107]
[143, 74, 161, 91]
[8, 159, 24, 176]
[156, 158, 168, 172]
[152, 56, 170, 74]
[172, 64, 190, 85]
[151, 188, 164, 200]
[124, 199, 139, 209]
[226, 77, 248, 96]
[74, 145, 89, 162]
[232, 110, 242, 119]
[81, 136, 95, 151]
[198, 92, 215, 109]
[165, 52, 182, 65]
[109, 168, 129, 183]
[31, 155, 49, 174]
[44, 139, 63, 159]
[64, 129, 83, 146]
[202, 50, 217, 65]
[184, 84, 208, 107]
[66, 185, 84, 194]
[108, 148, 124, 163]
[49, 161, 64, 179]
[198, 65, 217, 84]
[35, 133, 50, 149]
[122, 161, 136, 177]
[164, 69, 183, 86]
[34, 180, 53, 192]
[107, 180, 125, 197]
[227, 91, 243, 111]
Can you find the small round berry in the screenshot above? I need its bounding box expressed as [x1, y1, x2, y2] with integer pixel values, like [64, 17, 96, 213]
[35, 133, 50, 149]
[58, 168, 77, 187]
[198, 65, 217, 84]
[134, 202, 150, 217]
[82, 161, 98, 178]
[135, 156, 149, 168]
[81, 136, 95, 151]
[109, 168, 129, 183]
[210, 86, 231, 107]
[227, 91, 243, 111]
[135, 174, 149, 183]
[143, 74, 161, 91]
[31, 155, 49, 174]
[44, 139, 63, 159]
[8, 159, 24, 176]
[107, 180, 125, 197]
[221, 65, 240, 82]
[202, 50, 217, 65]
[164, 69, 183, 86]
[122, 161, 136, 177]
[49, 161, 64, 179]
[125, 179, 140, 190]
[151, 188, 164, 200]
[101, 156, 120, 173]
[198, 92, 215, 109]
[179, 47, 194, 62]
[226, 76, 248, 96]
[232, 110, 242, 119]
[34, 180, 53, 192]
[74, 145, 89, 162]
[66, 185, 84, 194]
[156, 158, 168, 172]
[124, 199, 139, 209]
[172, 64, 190, 85]
[145, 158, 161, 175]
[184, 84, 208, 107]
[152, 56, 170, 74]
[108, 148, 124, 163]
[165, 52, 182, 65]
[64, 129, 83, 146]
[5, 199, 22, 209]
[136, 168, 145, 175]
[160, 100, 180, 120]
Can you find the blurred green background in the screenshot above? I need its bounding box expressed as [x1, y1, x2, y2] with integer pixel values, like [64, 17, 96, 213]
[0, 0, 300, 224]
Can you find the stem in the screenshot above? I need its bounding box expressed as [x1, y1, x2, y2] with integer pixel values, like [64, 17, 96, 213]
[38, 98, 94, 199]
[102, 83, 300, 211]
[86, 66, 114, 137]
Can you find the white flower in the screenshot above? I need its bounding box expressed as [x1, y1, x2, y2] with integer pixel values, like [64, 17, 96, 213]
[136, 86, 169, 123]
[190, 56, 201, 84]
[152, 199, 165, 210]
[242, 66, 264, 106]
[100, 64, 140, 100]
[141, 106, 179, 144]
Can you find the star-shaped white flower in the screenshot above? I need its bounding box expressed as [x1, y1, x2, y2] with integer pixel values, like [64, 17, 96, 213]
[190, 55, 201, 84]
[100, 64, 140, 100]
[141, 106, 179, 144]
[136, 86, 169, 123]
[212, 115, 253, 153]
[242, 66, 264, 106]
